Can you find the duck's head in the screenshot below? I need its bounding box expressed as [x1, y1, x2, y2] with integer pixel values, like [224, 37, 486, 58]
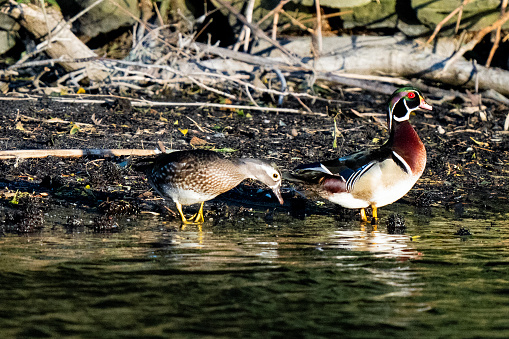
[387, 86, 432, 131]
[237, 158, 284, 205]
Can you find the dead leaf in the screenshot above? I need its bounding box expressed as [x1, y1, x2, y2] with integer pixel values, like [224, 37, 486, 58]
[157, 141, 166, 153]
[465, 90, 481, 107]
[190, 136, 209, 146]
[15, 121, 24, 131]
[220, 98, 235, 111]
[479, 111, 487, 122]
[91, 113, 103, 125]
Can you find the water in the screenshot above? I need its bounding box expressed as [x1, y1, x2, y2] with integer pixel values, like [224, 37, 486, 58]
[1, 203, 509, 338]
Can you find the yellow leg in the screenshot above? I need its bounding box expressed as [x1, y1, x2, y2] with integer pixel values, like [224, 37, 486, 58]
[175, 202, 192, 224]
[370, 205, 379, 227]
[192, 202, 205, 223]
[360, 208, 368, 222]
[372, 205, 378, 219]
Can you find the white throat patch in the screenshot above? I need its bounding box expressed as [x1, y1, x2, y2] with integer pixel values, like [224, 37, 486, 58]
[393, 100, 412, 122]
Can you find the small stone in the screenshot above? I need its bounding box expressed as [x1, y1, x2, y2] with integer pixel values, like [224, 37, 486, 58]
[386, 213, 406, 234]
[454, 227, 472, 236]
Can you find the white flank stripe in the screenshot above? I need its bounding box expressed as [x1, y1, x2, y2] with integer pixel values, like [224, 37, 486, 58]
[320, 163, 334, 175]
[392, 151, 411, 174]
[346, 162, 374, 192]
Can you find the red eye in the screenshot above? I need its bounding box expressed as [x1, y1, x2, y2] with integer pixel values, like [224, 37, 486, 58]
[407, 92, 416, 99]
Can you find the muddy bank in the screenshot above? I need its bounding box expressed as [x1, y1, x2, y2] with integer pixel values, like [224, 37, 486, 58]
[0, 89, 507, 233]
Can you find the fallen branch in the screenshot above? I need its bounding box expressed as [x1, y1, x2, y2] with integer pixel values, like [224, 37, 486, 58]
[0, 149, 160, 160]
[201, 36, 509, 97]
[6, 1, 106, 81]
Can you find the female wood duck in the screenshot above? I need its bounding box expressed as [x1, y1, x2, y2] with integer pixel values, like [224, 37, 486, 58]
[286, 87, 432, 222]
[140, 150, 284, 224]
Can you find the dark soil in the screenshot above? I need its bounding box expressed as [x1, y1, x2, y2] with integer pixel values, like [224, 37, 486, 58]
[0, 88, 508, 233]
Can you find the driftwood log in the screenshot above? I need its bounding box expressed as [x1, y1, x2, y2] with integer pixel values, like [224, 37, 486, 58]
[186, 36, 509, 97]
[6, 1, 107, 81]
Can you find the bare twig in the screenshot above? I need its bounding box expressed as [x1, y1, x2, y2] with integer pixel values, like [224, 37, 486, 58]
[486, 0, 508, 67]
[426, 0, 472, 44]
[445, 129, 483, 135]
[38, 0, 51, 46]
[299, 10, 353, 24]
[272, 10, 279, 40]
[350, 108, 384, 118]
[280, 10, 314, 34]
[293, 95, 312, 113]
[256, 0, 290, 26]
[66, 0, 106, 26]
[455, 1, 464, 33]
[278, 10, 352, 33]
[187, 76, 237, 99]
[315, 0, 322, 55]
[321, 73, 397, 95]
[244, 84, 260, 107]
[186, 116, 213, 133]
[214, 0, 301, 63]
[153, 0, 164, 26]
[444, 10, 509, 71]
[233, 1, 253, 51]
[243, 0, 256, 51]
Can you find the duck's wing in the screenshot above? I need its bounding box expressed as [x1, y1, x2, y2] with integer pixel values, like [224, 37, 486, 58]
[286, 149, 392, 192]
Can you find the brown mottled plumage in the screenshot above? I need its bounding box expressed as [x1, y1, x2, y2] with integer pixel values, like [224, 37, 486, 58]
[142, 150, 283, 224]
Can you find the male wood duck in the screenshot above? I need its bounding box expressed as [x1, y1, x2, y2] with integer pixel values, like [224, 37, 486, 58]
[286, 86, 432, 222]
[140, 150, 284, 224]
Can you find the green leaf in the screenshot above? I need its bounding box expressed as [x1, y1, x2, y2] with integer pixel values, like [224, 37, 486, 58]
[70, 123, 80, 135]
[9, 190, 19, 205]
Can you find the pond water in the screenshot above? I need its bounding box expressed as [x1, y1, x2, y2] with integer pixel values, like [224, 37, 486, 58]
[1, 203, 509, 338]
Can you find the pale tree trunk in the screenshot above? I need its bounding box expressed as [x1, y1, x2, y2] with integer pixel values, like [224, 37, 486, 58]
[6, 1, 107, 81]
